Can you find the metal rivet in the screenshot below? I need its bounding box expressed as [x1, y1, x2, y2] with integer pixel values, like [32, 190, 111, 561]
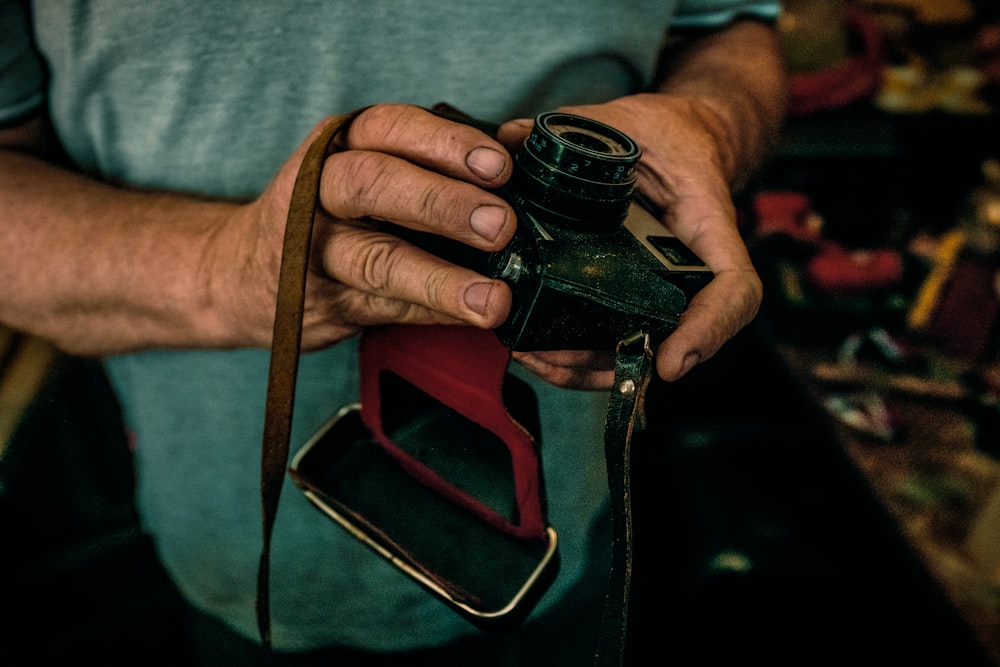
[618, 379, 636, 396]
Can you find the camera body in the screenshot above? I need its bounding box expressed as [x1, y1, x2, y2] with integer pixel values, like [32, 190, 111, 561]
[397, 110, 713, 351]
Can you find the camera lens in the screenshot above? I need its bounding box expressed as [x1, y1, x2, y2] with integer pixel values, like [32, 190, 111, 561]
[511, 112, 641, 232]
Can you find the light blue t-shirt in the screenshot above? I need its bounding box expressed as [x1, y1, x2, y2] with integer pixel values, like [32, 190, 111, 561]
[1, 0, 779, 652]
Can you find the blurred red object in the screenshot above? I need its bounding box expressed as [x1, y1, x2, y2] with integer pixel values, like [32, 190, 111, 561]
[752, 190, 822, 241]
[806, 242, 905, 294]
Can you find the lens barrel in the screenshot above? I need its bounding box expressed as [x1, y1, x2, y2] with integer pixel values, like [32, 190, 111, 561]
[511, 112, 641, 232]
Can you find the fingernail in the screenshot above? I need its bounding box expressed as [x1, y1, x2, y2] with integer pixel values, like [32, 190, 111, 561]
[470, 205, 506, 242]
[679, 352, 701, 378]
[466, 147, 506, 180]
[464, 282, 493, 315]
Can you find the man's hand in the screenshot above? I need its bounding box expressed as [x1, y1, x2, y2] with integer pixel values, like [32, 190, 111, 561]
[500, 95, 761, 389]
[500, 19, 783, 389]
[565, 94, 763, 385]
[215, 103, 521, 352]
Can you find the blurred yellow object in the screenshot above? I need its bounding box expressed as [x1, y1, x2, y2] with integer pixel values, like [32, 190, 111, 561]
[907, 229, 965, 331]
[876, 60, 992, 114]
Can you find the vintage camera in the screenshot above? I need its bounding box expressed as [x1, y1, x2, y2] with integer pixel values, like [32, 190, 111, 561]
[391, 110, 713, 351]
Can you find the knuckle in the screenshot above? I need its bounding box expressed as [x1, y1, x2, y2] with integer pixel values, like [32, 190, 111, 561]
[323, 151, 392, 215]
[425, 122, 465, 160]
[350, 103, 417, 148]
[362, 292, 413, 322]
[349, 234, 400, 292]
[420, 264, 455, 311]
[415, 180, 449, 221]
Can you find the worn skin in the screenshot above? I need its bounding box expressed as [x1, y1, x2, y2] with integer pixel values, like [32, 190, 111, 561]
[0, 19, 785, 390]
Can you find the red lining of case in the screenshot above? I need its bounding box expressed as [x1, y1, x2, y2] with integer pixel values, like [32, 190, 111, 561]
[359, 324, 546, 540]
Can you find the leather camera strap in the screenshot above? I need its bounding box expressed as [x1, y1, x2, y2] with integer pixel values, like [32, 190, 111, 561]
[256, 108, 368, 648]
[595, 331, 653, 667]
[256, 107, 653, 666]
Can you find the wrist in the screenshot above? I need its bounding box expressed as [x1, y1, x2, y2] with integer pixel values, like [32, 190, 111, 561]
[652, 19, 788, 189]
[194, 199, 280, 351]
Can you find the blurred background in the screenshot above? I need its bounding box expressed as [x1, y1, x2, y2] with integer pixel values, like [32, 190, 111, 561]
[2, 1, 1000, 664]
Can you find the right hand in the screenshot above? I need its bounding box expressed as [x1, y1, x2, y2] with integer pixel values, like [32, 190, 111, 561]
[213, 103, 519, 351]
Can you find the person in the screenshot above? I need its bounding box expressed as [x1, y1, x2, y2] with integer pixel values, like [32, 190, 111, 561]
[0, 1, 786, 665]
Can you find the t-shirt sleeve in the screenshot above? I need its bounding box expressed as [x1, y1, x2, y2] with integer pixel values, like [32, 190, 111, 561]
[673, 0, 782, 28]
[0, 0, 46, 127]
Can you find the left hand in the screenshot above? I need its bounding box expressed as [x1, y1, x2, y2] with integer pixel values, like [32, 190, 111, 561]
[499, 93, 763, 389]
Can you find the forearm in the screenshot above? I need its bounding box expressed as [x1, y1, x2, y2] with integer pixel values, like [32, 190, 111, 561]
[655, 18, 788, 190]
[0, 148, 248, 355]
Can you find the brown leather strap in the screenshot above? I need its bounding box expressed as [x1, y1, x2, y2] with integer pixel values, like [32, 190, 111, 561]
[256, 108, 368, 649]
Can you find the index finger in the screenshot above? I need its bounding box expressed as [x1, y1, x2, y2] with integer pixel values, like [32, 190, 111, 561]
[342, 103, 513, 188]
